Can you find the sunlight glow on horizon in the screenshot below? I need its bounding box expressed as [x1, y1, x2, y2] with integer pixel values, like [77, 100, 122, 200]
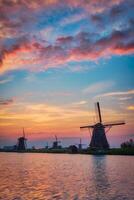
[0, 0, 134, 147]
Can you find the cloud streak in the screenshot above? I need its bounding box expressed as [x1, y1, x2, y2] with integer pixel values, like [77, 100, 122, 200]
[97, 89, 134, 98]
[83, 81, 114, 94]
[0, 75, 14, 84]
[0, 98, 13, 106]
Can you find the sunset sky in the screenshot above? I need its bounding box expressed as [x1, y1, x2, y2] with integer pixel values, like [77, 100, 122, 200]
[0, 0, 134, 147]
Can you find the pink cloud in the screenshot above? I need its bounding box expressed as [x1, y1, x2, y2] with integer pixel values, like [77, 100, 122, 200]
[0, 98, 13, 106]
[0, 0, 126, 39]
[0, 0, 133, 74]
[0, 27, 134, 74]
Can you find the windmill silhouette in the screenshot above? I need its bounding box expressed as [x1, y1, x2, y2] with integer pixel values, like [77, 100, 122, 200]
[52, 135, 61, 149]
[45, 142, 49, 149]
[17, 128, 27, 151]
[75, 138, 86, 150]
[80, 102, 125, 149]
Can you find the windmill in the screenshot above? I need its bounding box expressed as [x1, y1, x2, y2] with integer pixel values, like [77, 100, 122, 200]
[52, 135, 61, 149]
[75, 138, 86, 150]
[17, 128, 27, 151]
[80, 102, 125, 150]
[45, 142, 49, 149]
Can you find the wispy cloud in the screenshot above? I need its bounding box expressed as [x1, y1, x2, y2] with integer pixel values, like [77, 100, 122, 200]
[67, 64, 96, 73]
[119, 97, 132, 101]
[72, 101, 87, 106]
[0, 75, 14, 84]
[24, 73, 37, 82]
[97, 89, 134, 98]
[60, 13, 86, 26]
[83, 81, 114, 94]
[76, 101, 87, 105]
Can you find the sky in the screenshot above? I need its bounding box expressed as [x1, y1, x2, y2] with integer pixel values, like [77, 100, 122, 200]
[0, 0, 134, 148]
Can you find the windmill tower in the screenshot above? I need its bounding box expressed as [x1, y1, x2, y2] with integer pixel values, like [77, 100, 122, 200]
[17, 128, 27, 151]
[52, 135, 61, 149]
[80, 102, 125, 150]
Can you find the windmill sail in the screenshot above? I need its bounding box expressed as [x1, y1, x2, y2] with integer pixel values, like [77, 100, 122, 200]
[95, 102, 102, 123]
[103, 121, 125, 127]
[23, 127, 25, 138]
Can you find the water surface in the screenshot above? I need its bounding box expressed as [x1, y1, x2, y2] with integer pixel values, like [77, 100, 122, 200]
[0, 153, 133, 200]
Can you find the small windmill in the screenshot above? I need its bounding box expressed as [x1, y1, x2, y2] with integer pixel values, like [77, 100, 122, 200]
[80, 102, 125, 149]
[45, 142, 49, 149]
[17, 128, 27, 151]
[52, 135, 61, 149]
[75, 138, 86, 150]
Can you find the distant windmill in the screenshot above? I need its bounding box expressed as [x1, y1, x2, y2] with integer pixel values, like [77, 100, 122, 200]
[45, 142, 49, 149]
[52, 135, 61, 149]
[75, 138, 86, 150]
[17, 128, 27, 151]
[80, 102, 125, 149]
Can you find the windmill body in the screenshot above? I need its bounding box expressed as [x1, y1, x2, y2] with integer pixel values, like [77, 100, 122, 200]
[80, 102, 125, 150]
[52, 135, 61, 149]
[90, 123, 109, 149]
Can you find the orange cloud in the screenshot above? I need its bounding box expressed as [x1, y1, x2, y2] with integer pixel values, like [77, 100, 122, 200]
[127, 106, 134, 111]
[0, 98, 133, 138]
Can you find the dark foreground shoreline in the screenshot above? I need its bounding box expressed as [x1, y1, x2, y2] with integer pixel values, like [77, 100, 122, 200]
[0, 148, 134, 155]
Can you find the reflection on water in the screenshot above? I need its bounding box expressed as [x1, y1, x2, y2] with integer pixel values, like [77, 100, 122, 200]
[91, 156, 110, 200]
[0, 153, 133, 200]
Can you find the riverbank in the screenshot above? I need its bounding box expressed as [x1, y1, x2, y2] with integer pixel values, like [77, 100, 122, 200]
[0, 148, 134, 155]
